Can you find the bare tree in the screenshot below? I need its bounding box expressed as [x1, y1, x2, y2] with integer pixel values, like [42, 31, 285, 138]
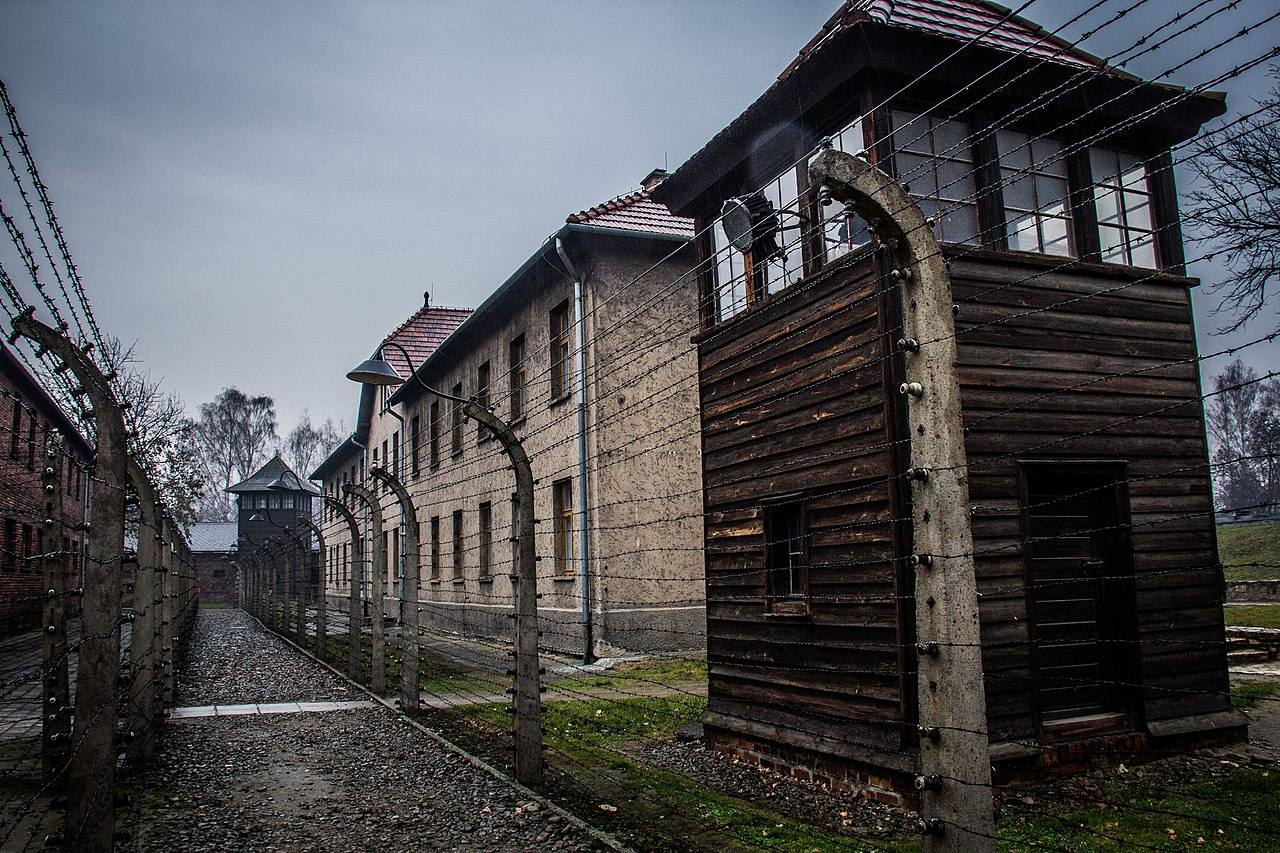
[1206, 358, 1279, 512]
[1185, 66, 1280, 333]
[98, 335, 204, 528]
[194, 387, 277, 520]
[281, 410, 344, 479]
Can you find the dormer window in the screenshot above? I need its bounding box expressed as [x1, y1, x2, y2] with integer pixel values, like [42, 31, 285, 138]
[891, 110, 979, 245]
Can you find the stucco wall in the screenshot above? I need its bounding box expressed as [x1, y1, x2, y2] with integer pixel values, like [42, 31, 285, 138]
[319, 231, 703, 656]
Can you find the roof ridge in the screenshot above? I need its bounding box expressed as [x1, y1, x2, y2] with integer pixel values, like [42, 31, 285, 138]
[565, 185, 652, 225]
[381, 303, 474, 349]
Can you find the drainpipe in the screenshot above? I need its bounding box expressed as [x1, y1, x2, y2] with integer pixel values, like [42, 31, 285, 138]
[384, 406, 406, 597]
[350, 433, 369, 619]
[556, 236, 594, 664]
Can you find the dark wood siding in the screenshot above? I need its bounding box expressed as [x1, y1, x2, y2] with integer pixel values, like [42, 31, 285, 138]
[697, 252, 911, 766]
[950, 250, 1229, 742]
[697, 242, 1229, 775]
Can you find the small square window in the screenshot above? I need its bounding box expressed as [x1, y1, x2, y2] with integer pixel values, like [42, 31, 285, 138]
[763, 497, 808, 613]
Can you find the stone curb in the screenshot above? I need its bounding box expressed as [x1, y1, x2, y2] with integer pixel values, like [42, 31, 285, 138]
[247, 612, 631, 853]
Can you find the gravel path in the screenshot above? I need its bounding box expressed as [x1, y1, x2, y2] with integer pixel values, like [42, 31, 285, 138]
[123, 608, 606, 851]
[175, 609, 353, 706]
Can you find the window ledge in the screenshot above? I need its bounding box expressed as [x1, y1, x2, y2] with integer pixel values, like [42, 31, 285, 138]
[452, 577, 465, 585]
[548, 392, 573, 408]
[551, 574, 576, 582]
[478, 576, 494, 584]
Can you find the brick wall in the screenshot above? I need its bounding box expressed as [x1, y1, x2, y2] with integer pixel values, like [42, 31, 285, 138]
[194, 551, 238, 605]
[0, 382, 91, 635]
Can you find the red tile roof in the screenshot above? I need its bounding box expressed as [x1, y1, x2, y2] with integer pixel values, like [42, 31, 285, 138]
[566, 185, 694, 238]
[380, 304, 472, 378]
[780, 0, 1100, 82]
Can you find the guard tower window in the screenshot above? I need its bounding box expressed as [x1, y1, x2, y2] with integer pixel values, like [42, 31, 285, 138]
[891, 110, 979, 245]
[997, 130, 1074, 257]
[1090, 148, 1157, 268]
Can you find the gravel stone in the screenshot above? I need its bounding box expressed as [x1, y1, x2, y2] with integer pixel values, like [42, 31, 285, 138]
[120, 608, 607, 851]
[175, 610, 353, 706]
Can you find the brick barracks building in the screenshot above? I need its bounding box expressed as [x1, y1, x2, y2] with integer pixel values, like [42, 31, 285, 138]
[0, 342, 92, 635]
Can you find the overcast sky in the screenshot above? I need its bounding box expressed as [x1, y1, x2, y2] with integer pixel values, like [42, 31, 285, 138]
[0, 1, 1275, 436]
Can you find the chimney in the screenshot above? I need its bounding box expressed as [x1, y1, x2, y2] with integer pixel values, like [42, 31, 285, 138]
[423, 290, 431, 309]
[641, 169, 669, 190]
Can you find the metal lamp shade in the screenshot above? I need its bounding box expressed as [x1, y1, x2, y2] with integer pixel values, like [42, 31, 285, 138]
[346, 357, 404, 386]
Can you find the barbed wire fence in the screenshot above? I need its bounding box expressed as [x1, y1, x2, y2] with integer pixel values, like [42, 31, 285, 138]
[195, 1, 1280, 850]
[0, 81, 198, 853]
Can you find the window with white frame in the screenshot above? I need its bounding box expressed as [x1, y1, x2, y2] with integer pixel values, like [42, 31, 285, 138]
[997, 130, 1073, 257]
[891, 110, 979, 245]
[1090, 148, 1156, 268]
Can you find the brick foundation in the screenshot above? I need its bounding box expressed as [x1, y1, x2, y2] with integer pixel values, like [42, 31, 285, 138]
[704, 725, 917, 808]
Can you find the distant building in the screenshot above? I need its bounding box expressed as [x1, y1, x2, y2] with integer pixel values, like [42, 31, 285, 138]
[0, 343, 92, 634]
[189, 521, 238, 605]
[229, 455, 321, 603]
[315, 171, 704, 657]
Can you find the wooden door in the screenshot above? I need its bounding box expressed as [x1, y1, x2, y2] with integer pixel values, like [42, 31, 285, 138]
[1023, 464, 1136, 731]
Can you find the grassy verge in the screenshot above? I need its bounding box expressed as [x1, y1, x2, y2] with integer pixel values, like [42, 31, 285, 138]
[1218, 521, 1280, 581]
[462, 694, 909, 852]
[1224, 604, 1280, 629]
[1231, 679, 1280, 710]
[1001, 770, 1280, 851]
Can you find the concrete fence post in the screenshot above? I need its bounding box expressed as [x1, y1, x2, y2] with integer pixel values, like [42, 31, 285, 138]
[809, 148, 994, 852]
[370, 465, 420, 711]
[159, 517, 176, 709]
[461, 400, 543, 788]
[293, 534, 305, 642]
[298, 517, 328, 661]
[344, 482, 386, 694]
[13, 310, 129, 853]
[126, 464, 161, 767]
[40, 430, 71, 783]
[325, 496, 363, 681]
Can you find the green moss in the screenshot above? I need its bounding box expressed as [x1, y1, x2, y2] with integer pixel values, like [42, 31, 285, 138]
[1218, 521, 1280, 581]
[1224, 604, 1280, 629]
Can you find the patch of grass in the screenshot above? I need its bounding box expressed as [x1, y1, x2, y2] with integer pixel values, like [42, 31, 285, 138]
[1231, 679, 1280, 710]
[1224, 604, 1280, 629]
[466, 694, 911, 852]
[197, 600, 231, 609]
[1000, 769, 1280, 851]
[1218, 521, 1280, 581]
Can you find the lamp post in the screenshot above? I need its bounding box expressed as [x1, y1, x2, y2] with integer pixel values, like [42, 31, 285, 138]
[347, 343, 544, 787]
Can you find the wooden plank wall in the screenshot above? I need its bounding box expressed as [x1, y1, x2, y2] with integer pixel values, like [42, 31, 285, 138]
[950, 251, 1230, 742]
[697, 254, 911, 763]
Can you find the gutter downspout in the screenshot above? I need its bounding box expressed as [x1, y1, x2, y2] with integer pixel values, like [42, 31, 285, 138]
[556, 236, 595, 664]
[350, 432, 369, 620]
[384, 405, 406, 599]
